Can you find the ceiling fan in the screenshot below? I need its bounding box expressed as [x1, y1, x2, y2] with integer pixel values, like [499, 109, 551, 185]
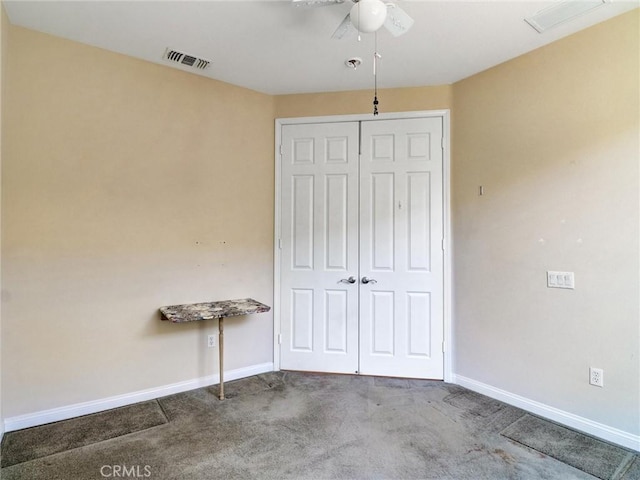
[293, 0, 415, 39]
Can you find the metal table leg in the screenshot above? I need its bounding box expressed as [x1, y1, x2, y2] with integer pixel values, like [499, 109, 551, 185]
[218, 317, 224, 400]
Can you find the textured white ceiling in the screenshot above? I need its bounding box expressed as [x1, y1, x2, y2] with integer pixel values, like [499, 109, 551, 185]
[4, 0, 639, 95]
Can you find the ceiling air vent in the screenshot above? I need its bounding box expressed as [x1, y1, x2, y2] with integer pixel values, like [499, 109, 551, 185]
[163, 48, 211, 70]
[525, 0, 609, 33]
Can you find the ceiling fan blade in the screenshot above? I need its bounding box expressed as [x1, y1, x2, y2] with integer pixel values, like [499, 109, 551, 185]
[331, 13, 358, 40]
[292, 0, 345, 7]
[383, 3, 414, 37]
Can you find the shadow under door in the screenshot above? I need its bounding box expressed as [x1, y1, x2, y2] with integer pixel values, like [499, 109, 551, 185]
[279, 117, 444, 379]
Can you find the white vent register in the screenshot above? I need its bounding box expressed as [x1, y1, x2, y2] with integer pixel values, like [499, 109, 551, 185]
[525, 0, 609, 33]
[163, 48, 211, 70]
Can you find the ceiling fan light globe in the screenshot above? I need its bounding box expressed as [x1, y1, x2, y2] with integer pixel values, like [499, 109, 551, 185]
[350, 0, 387, 33]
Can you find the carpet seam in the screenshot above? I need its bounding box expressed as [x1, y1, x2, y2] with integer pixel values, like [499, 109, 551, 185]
[503, 413, 638, 455]
[155, 398, 173, 423]
[610, 453, 636, 480]
[1, 403, 171, 469]
[2, 420, 172, 470]
[500, 414, 634, 480]
[501, 434, 600, 479]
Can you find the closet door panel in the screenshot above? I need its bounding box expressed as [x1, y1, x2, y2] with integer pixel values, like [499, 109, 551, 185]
[359, 117, 444, 379]
[280, 122, 360, 374]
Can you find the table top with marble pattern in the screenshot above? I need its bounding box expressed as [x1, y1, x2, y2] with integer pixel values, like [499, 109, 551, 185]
[160, 298, 271, 323]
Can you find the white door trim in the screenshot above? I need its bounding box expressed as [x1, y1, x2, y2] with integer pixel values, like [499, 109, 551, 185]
[274, 110, 453, 382]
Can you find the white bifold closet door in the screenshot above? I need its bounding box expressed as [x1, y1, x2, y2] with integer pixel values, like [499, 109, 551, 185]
[279, 117, 444, 379]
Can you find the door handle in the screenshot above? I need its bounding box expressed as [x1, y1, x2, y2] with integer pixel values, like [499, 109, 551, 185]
[361, 276, 377, 284]
[339, 276, 357, 284]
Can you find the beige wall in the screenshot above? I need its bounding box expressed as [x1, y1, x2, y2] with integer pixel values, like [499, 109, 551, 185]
[275, 85, 451, 118]
[452, 9, 639, 435]
[2, 26, 275, 417]
[1, 4, 638, 443]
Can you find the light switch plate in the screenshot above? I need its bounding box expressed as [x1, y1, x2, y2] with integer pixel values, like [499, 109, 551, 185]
[547, 271, 575, 289]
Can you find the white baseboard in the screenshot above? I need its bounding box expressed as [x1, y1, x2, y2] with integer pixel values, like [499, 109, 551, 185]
[453, 374, 640, 453]
[6, 367, 637, 453]
[4, 362, 273, 433]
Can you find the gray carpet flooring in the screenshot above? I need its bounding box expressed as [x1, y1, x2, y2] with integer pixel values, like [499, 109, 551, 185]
[501, 414, 637, 480]
[1, 371, 638, 480]
[1, 400, 168, 468]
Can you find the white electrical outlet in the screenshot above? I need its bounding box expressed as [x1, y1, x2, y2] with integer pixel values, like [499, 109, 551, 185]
[547, 271, 575, 289]
[207, 334, 217, 348]
[589, 367, 604, 387]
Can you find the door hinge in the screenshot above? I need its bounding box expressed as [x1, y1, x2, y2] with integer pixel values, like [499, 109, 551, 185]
[278, 334, 282, 345]
[278, 238, 282, 249]
[279, 144, 283, 155]
[442, 341, 446, 353]
[441, 239, 445, 251]
[441, 137, 445, 149]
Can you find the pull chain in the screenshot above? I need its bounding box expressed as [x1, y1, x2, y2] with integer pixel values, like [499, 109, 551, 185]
[373, 31, 380, 115]
[357, 0, 361, 42]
